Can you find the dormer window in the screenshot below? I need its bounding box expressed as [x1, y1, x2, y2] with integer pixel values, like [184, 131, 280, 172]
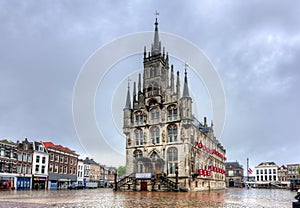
[39, 146, 44, 152]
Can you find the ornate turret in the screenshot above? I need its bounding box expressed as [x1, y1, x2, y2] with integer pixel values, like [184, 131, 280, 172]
[123, 81, 132, 129]
[170, 65, 174, 94]
[176, 71, 180, 99]
[182, 69, 190, 98]
[180, 69, 192, 123]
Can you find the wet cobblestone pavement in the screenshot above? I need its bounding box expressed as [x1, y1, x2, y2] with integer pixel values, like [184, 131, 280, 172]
[0, 188, 296, 208]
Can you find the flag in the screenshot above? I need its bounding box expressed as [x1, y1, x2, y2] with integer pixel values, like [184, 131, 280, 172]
[248, 168, 253, 174]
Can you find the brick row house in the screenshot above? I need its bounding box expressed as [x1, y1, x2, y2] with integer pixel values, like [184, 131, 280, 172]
[0, 138, 116, 190]
[43, 142, 79, 190]
[16, 138, 33, 190]
[0, 140, 17, 190]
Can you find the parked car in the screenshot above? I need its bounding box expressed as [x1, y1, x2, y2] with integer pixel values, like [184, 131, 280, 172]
[68, 183, 85, 190]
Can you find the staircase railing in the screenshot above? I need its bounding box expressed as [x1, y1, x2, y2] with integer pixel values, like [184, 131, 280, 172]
[159, 175, 178, 192]
[116, 173, 135, 190]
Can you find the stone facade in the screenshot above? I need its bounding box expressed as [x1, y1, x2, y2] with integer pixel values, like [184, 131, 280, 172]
[123, 18, 226, 191]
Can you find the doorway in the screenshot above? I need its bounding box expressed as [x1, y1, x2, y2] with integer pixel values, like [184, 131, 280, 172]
[141, 182, 148, 191]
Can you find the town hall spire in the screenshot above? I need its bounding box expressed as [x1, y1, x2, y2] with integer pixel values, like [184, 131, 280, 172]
[152, 12, 161, 55]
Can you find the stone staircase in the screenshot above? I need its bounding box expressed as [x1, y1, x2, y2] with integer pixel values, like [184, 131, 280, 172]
[115, 173, 187, 192]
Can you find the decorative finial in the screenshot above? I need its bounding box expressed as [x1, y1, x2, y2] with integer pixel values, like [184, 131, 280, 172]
[183, 62, 189, 73]
[155, 11, 160, 19]
[127, 77, 131, 89]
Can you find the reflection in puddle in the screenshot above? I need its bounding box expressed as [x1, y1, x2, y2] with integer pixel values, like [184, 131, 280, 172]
[0, 188, 296, 208]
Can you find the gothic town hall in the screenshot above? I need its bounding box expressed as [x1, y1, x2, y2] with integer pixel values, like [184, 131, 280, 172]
[120, 18, 226, 191]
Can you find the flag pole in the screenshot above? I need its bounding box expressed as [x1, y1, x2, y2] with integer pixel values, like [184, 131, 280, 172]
[247, 157, 249, 182]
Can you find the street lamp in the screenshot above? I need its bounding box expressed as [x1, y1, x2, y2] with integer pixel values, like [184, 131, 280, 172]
[175, 166, 178, 190]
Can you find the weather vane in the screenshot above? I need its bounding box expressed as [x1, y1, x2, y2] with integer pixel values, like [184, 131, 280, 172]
[155, 11, 159, 18]
[183, 62, 189, 73]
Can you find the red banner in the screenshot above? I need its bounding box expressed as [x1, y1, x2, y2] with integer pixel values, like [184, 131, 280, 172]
[195, 142, 227, 161]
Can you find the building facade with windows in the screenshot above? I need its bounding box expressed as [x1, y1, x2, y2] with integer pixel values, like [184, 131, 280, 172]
[77, 159, 84, 185]
[43, 142, 78, 189]
[287, 164, 300, 180]
[278, 165, 288, 182]
[32, 141, 49, 190]
[84, 157, 100, 186]
[123, 18, 226, 191]
[255, 162, 278, 184]
[225, 161, 244, 187]
[16, 138, 33, 190]
[0, 139, 17, 190]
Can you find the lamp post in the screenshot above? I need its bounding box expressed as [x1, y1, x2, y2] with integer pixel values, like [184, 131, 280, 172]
[175, 166, 178, 190]
[114, 172, 117, 191]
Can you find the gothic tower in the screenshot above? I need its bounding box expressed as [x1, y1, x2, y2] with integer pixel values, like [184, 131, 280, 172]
[122, 17, 226, 191]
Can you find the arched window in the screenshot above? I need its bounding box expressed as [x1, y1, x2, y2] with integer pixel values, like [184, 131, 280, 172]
[167, 147, 178, 174]
[150, 151, 158, 161]
[167, 125, 177, 142]
[151, 127, 160, 144]
[135, 129, 143, 146]
[167, 105, 178, 121]
[151, 108, 160, 124]
[135, 111, 144, 126]
[133, 150, 143, 158]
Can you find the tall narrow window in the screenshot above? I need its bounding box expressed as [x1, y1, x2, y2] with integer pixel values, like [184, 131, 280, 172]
[18, 153, 22, 161]
[50, 153, 54, 161]
[8, 163, 12, 173]
[27, 154, 32, 162]
[55, 154, 59, 162]
[167, 125, 178, 142]
[54, 164, 58, 173]
[42, 157, 46, 164]
[151, 127, 160, 144]
[167, 105, 178, 121]
[36, 155, 40, 163]
[23, 153, 27, 161]
[135, 112, 144, 126]
[49, 164, 53, 173]
[0, 162, 5, 172]
[35, 165, 39, 172]
[41, 166, 45, 174]
[151, 108, 160, 124]
[135, 129, 143, 146]
[167, 147, 178, 174]
[0, 147, 5, 156]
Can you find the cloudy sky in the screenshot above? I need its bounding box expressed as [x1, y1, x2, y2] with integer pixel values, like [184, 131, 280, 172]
[1, 0, 299, 172]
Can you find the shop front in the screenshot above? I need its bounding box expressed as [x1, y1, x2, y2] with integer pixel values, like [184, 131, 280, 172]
[0, 173, 16, 190]
[32, 176, 47, 190]
[48, 173, 77, 190]
[16, 175, 32, 190]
